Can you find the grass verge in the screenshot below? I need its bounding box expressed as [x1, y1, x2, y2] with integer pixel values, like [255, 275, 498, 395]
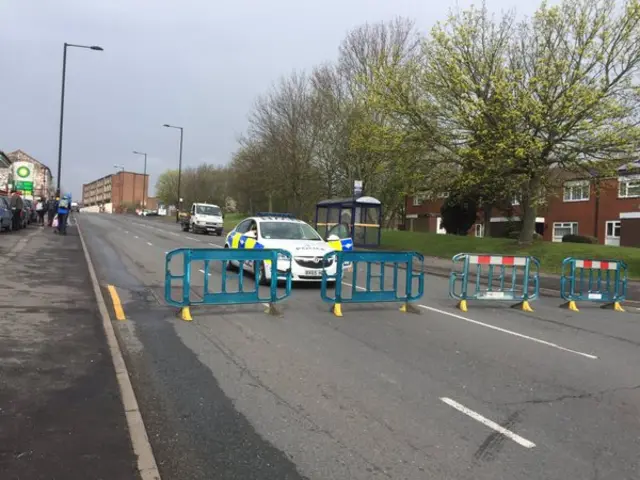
[381, 230, 640, 278]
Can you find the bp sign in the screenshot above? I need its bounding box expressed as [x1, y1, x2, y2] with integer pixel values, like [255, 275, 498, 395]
[13, 161, 34, 194]
[16, 165, 31, 178]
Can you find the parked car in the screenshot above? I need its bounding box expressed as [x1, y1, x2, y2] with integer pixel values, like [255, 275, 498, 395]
[0, 196, 13, 231]
[23, 199, 37, 224]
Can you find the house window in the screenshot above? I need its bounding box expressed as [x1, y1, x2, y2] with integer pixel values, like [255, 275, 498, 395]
[475, 223, 484, 237]
[552, 222, 578, 242]
[606, 221, 621, 238]
[511, 195, 520, 206]
[436, 216, 447, 234]
[412, 194, 425, 206]
[618, 177, 640, 198]
[437, 192, 450, 199]
[563, 180, 590, 202]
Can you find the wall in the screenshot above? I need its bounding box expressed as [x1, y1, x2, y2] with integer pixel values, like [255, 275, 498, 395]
[111, 172, 149, 211]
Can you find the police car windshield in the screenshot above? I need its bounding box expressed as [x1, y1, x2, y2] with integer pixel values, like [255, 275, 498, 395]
[196, 205, 220, 215]
[260, 222, 322, 241]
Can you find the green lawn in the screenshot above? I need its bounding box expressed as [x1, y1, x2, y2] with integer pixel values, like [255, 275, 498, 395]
[381, 230, 640, 278]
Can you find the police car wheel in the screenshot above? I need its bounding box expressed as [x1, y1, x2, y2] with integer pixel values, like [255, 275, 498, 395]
[224, 246, 238, 271]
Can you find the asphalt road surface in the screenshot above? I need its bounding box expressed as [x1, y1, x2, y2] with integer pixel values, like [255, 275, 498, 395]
[79, 213, 640, 480]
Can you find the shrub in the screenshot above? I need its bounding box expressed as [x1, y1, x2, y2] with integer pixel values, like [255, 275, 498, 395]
[562, 234, 598, 244]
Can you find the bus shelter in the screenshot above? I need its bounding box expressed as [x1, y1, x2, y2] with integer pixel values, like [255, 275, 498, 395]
[315, 196, 382, 248]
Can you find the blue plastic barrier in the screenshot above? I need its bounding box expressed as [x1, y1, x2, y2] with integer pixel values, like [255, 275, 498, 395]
[320, 250, 424, 317]
[560, 257, 627, 312]
[165, 248, 293, 320]
[449, 253, 540, 312]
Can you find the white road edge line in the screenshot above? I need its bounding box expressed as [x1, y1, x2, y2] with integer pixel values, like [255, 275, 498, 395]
[341, 281, 598, 360]
[440, 397, 536, 449]
[76, 220, 162, 480]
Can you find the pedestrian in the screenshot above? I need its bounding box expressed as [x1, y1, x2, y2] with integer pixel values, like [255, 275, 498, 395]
[47, 196, 58, 227]
[36, 197, 45, 226]
[9, 190, 23, 231]
[56, 194, 71, 235]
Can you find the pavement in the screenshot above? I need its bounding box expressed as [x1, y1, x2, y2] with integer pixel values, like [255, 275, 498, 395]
[75, 212, 640, 480]
[0, 221, 140, 480]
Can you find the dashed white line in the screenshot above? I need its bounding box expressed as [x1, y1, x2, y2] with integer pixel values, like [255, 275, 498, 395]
[186, 236, 199, 241]
[134, 235, 139, 239]
[198, 269, 211, 276]
[341, 281, 598, 360]
[208, 243, 221, 247]
[147, 242, 153, 246]
[440, 397, 536, 449]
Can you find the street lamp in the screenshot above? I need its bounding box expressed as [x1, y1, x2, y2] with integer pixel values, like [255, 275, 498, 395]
[162, 124, 183, 222]
[132, 151, 148, 209]
[56, 42, 104, 196]
[114, 164, 124, 213]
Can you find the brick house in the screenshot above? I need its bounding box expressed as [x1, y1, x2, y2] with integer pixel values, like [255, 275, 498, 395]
[6, 150, 54, 199]
[406, 164, 640, 247]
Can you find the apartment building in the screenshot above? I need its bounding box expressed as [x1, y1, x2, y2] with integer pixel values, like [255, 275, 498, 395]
[83, 171, 149, 212]
[406, 163, 640, 247]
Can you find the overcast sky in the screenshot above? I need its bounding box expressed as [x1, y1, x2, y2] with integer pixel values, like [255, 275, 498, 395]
[1, 0, 543, 199]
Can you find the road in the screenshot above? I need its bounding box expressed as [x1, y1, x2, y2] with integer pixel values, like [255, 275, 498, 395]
[78, 213, 640, 480]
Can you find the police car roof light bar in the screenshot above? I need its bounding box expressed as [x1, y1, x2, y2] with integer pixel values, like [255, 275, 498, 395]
[255, 212, 296, 219]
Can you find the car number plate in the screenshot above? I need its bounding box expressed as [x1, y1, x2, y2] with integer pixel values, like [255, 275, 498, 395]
[305, 270, 322, 277]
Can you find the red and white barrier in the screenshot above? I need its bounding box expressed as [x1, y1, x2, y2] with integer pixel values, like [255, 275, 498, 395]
[467, 255, 528, 267]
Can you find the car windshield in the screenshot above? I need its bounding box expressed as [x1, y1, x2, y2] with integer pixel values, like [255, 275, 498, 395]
[260, 221, 322, 241]
[195, 205, 221, 215]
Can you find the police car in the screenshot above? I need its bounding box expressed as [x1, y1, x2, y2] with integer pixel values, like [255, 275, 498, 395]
[224, 212, 353, 284]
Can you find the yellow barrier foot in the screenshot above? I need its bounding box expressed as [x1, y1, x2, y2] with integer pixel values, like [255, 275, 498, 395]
[601, 301, 625, 312]
[560, 301, 579, 312]
[456, 300, 468, 312]
[512, 300, 534, 312]
[180, 306, 193, 322]
[264, 303, 283, 316]
[332, 303, 343, 317]
[400, 302, 421, 314]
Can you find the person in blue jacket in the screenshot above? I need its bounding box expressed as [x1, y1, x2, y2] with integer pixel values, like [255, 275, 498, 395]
[57, 194, 71, 235]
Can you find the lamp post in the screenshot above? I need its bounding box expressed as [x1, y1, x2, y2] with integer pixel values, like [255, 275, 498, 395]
[162, 124, 183, 222]
[56, 42, 103, 196]
[132, 151, 147, 209]
[114, 164, 124, 213]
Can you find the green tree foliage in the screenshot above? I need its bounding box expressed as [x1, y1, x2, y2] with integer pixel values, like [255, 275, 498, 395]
[154, 164, 230, 211]
[154, 0, 640, 241]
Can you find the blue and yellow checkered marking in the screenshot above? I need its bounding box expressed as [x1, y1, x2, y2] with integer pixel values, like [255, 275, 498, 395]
[328, 238, 354, 252]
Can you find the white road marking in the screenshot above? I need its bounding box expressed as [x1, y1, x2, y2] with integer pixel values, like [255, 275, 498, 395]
[341, 281, 598, 360]
[208, 242, 221, 247]
[440, 397, 536, 449]
[418, 304, 598, 360]
[124, 230, 129, 234]
[198, 269, 211, 276]
[134, 235, 139, 239]
[147, 242, 153, 246]
[186, 236, 199, 241]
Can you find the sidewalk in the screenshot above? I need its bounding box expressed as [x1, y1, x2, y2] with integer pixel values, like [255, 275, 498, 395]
[0, 226, 140, 479]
